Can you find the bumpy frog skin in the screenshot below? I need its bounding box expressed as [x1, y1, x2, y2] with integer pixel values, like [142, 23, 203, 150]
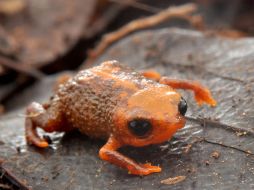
[25, 60, 216, 176]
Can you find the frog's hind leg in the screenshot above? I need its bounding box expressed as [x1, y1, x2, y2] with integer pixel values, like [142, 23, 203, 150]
[25, 102, 70, 148]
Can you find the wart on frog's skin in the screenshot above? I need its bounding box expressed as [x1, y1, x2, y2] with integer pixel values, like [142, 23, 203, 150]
[25, 60, 216, 176]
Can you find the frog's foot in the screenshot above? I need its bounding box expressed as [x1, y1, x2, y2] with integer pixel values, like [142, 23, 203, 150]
[25, 102, 49, 148]
[26, 119, 49, 148]
[159, 77, 217, 107]
[193, 87, 217, 106]
[141, 70, 161, 81]
[99, 136, 161, 176]
[128, 163, 161, 176]
[25, 102, 66, 148]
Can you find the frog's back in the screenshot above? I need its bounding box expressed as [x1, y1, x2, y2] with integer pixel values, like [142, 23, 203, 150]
[56, 61, 158, 139]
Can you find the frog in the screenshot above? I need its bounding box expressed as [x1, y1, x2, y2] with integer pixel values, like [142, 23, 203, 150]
[25, 60, 216, 175]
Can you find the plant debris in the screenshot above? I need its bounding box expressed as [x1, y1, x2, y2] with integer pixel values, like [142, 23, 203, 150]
[210, 151, 220, 159]
[161, 176, 186, 185]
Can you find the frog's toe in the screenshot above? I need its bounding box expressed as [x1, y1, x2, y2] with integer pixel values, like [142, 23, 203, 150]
[129, 163, 161, 175]
[142, 163, 161, 173]
[194, 91, 217, 107]
[25, 116, 49, 148]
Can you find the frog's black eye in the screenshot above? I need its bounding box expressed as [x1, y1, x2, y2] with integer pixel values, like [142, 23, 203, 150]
[178, 97, 187, 116]
[128, 119, 152, 137]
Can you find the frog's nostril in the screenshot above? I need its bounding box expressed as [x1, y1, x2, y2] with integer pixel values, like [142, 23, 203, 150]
[178, 97, 187, 116]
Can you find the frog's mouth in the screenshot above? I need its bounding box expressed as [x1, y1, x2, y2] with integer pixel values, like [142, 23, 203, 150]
[149, 116, 186, 145]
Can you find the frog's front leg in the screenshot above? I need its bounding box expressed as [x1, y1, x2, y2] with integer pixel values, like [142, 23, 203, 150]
[141, 70, 216, 107]
[159, 77, 216, 106]
[99, 135, 161, 175]
[25, 102, 71, 148]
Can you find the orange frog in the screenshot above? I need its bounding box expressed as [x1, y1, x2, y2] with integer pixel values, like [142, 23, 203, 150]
[25, 60, 216, 175]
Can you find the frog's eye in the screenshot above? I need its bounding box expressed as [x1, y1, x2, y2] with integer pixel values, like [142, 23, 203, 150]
[128, 119, 152, 137]
[178, 97, 187, 116]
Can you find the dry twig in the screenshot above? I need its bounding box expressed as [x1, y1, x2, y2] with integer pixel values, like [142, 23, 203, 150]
[0, 183, 12, 190]
[0, 167, 31, 190]
[109, 0, 161, 13]
[203, 139, 254, 156]
[0, 55, 44, 79]
[83, 3, 197, 67]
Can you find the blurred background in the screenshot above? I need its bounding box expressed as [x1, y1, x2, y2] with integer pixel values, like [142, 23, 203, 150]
[0, 0, 253, 113]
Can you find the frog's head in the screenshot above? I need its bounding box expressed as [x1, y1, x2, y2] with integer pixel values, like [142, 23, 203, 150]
[113, 86, 187, 147]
